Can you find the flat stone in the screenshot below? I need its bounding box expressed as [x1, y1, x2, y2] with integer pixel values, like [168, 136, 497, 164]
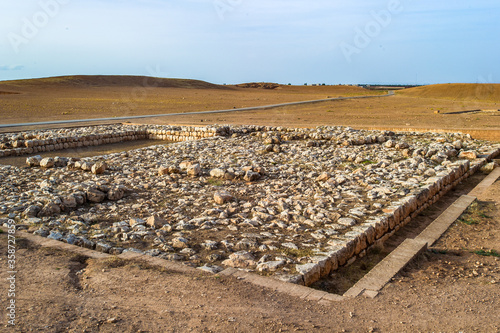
[257, 260, 286, 272]
[214, 191, 234, 205]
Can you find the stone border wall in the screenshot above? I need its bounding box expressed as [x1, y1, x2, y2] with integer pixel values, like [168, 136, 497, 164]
[0, 124, 406, 157]
[0, 125, 231, 157]
[294, 148, 500, 286]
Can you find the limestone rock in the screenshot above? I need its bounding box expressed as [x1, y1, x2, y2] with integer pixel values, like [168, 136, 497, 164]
[202, 240, 219, 250]
[235, 238, 258, 251]
[26, 155, 42, 167]
[38, 202, 61, 217]
[61, 195, 77, 209]
[187, 163, 201, 176]
[158, 166, 169, 176]
[86, 187, 106, 203]
[91, 161, 107, 174]
[244, 171, 260, 182]
[172, 237, 189, 249]
[40, 157, 54, 168]
[337, 218, 356, 226]
[107, 187, 125, 201]
[23, 205, 41, 218]
[81, 161, 93, 171]
[96, 242, 112, 253]
[210, 168, 225, 178]
[481, 162, 497, 174]
[296, 263, 321, 286]
[197, 265, 223, 274]
[54, 157, 69, 167]
[459, 150, 477, 160]
[214, 191, 234, 205]
[146, 215, 168, 229]
[47, 231, 63, 241]
[129, 218, 145, 227]
[316, 172, 331, 182]
[257, 260, 286, 272]
[222, 251, 256, 268]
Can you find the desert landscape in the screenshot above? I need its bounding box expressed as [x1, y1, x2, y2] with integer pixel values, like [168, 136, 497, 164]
[1, 76, 499, 332]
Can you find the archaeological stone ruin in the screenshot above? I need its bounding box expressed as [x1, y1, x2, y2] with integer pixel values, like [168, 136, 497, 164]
[1, 124, 499, 286]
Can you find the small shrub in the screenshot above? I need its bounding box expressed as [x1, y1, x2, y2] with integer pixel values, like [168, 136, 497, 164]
[474, 250, 500, 257]
[460, 218, 477, 225]
[281, 248, 314, 258]
[458, 201, 493, 226]
[207, 178, 224, 186]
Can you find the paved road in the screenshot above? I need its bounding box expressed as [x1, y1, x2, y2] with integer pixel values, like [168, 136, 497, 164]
[0, 91, 394, 129]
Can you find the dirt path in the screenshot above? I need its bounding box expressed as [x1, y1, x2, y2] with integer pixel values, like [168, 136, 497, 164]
[1, 177, 499, 332]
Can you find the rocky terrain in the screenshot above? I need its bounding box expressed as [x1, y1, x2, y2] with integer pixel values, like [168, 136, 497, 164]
[1, 124, 498, 286]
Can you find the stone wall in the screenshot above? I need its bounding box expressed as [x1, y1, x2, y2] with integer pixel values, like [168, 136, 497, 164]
[295, 149, 499, 286]
[0, 125, 231, 157]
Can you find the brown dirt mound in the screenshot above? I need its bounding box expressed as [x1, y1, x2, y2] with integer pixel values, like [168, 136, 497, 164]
[236, 82, 281, 89]
[399, 83, 500, 102]
[0, 75, 230, 91]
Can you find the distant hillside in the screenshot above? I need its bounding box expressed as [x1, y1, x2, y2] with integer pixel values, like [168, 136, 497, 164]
[0, 75, 230, 90]
[398, 83, 500, 102]
[236, 82, 281, 89]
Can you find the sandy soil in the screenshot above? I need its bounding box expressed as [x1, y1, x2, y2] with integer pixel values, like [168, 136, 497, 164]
[139, 94, 500, 141]
[1, 175, 498, 332]
[0, 80, 382, 124]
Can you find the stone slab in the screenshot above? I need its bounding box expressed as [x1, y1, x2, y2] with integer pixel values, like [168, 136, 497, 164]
[344, 166, 497, 299]
[18, 231, 111, 259]
[219, 268, 344, 303]
[415, 195, 476, 246]
[468, 166, 500, 197]
[361, 289, 380, 299]
[344, 239, 427, 297]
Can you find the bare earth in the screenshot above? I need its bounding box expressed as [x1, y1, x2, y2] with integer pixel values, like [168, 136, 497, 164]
[0, 77, 499, 332]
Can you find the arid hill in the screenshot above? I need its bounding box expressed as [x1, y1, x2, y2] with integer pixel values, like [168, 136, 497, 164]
[236, 82, 281, 89]
[0, 75, 230, 92]
[398, 83, 500, 102]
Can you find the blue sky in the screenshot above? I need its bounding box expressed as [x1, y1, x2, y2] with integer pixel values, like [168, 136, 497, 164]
[1, 0, 499, 84]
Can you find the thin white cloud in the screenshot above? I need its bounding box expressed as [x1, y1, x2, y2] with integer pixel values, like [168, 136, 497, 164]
[0, 0, 498, 83]
[0, 65, 24, 71]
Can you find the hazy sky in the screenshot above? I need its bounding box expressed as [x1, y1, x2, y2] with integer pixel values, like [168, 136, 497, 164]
[1, 0, 499, 84]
